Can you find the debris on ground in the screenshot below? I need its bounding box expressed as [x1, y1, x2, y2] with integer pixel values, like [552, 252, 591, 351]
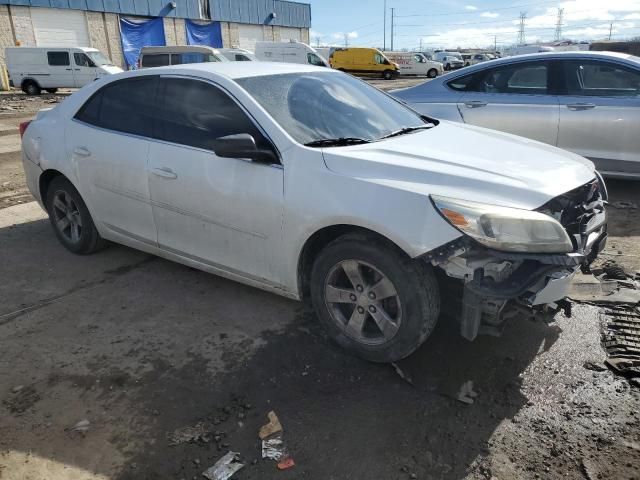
[2, 385, 40, 414]
[601, 306, 640, 377]
[168, 421, 214, 445]
[568, 271, 640, 305]
[259, 411, 295, 470]
[610, 201, 638, 209]
[456, 380, 478, 405]
[391, 362, 414, 386]
[583, 361, 608, 372]
[202, 451, 244, 480]
[66, 419, 91, 434]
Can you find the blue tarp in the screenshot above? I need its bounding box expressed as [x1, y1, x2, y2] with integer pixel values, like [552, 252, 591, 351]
[185, 20, 223, 48]
[120, 17, 166, 68]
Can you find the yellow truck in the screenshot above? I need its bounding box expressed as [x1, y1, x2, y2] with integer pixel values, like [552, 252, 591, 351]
[329, 47, 399, 80]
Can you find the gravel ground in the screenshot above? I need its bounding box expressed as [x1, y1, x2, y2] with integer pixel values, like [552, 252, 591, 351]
[0, 87, 639, 480]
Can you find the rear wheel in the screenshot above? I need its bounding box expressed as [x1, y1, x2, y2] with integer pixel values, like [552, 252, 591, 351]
[427, 68, 438, 78]
[22, 80, 41, 96]
[310, 234, 440, 362]
[45, 177, 106, 254]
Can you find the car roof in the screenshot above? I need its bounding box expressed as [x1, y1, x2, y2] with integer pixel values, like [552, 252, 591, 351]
[125, 61, 333, 79]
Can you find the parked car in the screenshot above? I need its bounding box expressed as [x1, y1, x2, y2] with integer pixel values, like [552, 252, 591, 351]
[384, 52, 443, 78]
[218, 48, 258, 62]
[392, 51, 640, 178]
[21, 62, 607, 362]
[5, 47, 122, 95]
[139, 46, 228, 68]
[330, 47, 399, 79]
[465, 53, 492, 66]
[433, 52, 464, 70]
[255, 40, 328, 67]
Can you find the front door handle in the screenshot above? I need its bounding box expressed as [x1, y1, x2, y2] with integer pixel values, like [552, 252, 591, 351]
[464, 100, 488, 108]
[567, 103, 596, 110]
[73, 147, 91, 157]
[151, 167, 177, 180]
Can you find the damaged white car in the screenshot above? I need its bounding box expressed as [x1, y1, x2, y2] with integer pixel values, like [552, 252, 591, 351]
[20, 63, 607, 363]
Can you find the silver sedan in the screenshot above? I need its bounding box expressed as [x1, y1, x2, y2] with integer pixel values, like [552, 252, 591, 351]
[392, 51, 640, 179]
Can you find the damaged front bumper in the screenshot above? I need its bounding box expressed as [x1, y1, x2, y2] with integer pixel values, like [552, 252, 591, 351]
[426, 177, 608, 340]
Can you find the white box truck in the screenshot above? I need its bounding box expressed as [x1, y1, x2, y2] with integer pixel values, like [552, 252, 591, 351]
[5, 47, 122, 95]
[254, 40, 329, 67]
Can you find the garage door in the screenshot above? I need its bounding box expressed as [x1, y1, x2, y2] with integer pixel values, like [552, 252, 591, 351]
[280, 27, 301, 42]
[237, 24, 264, 52]
[31, 8, 90, 47]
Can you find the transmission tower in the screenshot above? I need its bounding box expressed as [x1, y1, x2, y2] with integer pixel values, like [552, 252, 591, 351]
[554, 8, 564, 41]
[517, 12, 526, 45]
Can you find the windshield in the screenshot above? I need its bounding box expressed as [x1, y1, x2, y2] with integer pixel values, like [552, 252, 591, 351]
[236, 72, 428, 145]
[86, 51, 113, 66]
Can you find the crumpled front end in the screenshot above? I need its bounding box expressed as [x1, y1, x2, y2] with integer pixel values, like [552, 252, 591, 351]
[428, 177, 608, 340]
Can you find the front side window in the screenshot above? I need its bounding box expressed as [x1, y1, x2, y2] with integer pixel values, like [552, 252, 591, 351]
[563, 60, 640, 97]
[478, 62, 548, 94]
[141, 54, 170, 68]
[75, 76, 159, 138]
[74, 53, 94, 68]
[47, 51, 70, 66]
[156, 78, 270, 151]
[374, 53, 385, 64]
[236, 72, 428, 145]
[307, 53, 325, 66]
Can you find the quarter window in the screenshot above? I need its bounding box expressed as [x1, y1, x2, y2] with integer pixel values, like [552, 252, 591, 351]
[447, 73, 476, 91]
[47, 51, 70, 66]
[156, 78, 269, 152]
[563, 61, 640, 97]
[74, 77, 159, 138]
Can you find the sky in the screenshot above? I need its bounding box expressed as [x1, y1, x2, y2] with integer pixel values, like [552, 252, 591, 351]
[307, 0, 640, 50]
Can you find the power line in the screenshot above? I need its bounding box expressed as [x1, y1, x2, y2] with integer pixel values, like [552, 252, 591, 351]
[395, 0, 559, 18]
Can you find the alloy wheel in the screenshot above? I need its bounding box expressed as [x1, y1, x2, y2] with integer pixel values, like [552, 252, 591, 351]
[51, 190, 83, 244]
[324, 259, 402, 345]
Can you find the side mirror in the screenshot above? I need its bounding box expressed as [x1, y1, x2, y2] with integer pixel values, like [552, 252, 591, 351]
[212, 133, 277, 163]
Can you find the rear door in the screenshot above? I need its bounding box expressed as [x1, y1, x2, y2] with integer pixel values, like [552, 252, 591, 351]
[455, 60, 560, 145]
[46, 50, 75, 88]
[557, 58, 640, 175]
[66, 76, 159, 245]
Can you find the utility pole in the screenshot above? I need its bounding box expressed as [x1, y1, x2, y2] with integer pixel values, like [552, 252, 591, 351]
[554, 8, 564, 41]
[494, 35, 497, 52]
[390, 7, 395, 51]
[383, 0, 387, 51]
[517, 12, 526, 46]
[608, 22, 613, 40]
[344, 33, 349, 47]
[314, 36, 320, 47]
[419, 37, 423, 52]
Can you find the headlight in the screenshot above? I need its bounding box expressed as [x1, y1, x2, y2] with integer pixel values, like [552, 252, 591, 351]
[431, 195, 573, 253]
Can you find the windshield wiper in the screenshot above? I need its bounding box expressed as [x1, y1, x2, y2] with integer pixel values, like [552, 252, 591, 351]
[304, 137, 372, 148]
[379, 125, 434, 140]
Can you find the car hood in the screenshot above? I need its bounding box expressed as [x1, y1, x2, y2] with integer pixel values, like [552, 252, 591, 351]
[321, 121, 595, 210]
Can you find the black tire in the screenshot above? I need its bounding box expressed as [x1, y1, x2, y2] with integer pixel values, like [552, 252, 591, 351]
[45, 88, 58, 94]
[45, 176, 106, 255]
[22, 80, 41, 96]
[427, 68, 438, 78]
[444, 63, 451, 71]
[382, 69, 394, 80]
[310, 233, 440, 363]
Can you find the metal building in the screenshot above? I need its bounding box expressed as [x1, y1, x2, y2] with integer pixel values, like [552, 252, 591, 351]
[0, 0, 311, 67]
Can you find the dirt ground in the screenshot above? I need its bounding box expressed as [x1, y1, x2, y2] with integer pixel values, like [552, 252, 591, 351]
[0, 89, 639, 480]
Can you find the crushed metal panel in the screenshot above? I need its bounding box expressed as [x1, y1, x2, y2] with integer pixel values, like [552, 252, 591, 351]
[601, 306, 640, 376]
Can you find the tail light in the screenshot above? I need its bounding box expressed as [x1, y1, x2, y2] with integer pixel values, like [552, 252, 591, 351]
[19, 120, 32, 138]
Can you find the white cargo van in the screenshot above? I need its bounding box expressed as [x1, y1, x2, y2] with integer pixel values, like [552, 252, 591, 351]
[218, 48, 258, 62]
[254, 40, 329, 67]
[384, 52, 443, 78]
[504, 45, 555, 56]
[5, 47, 122, 95]
[139, 46, 228, 68]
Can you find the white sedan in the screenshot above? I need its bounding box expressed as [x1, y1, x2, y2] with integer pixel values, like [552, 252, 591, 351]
[21, 62, 607, 362]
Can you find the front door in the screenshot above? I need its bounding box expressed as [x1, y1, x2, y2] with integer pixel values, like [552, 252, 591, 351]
[557, 59, 640, 176]
[456, 60, 560, 145]
[46, 50, 75, 88]
[66, 76, 159, 245]
[72, 52, 98, 87]
[148, 76, 284, 284]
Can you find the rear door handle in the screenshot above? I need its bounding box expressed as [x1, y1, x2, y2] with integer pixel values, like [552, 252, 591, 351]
[73, 147, 91, 157]
[464, 100, 488, 108]
[151, 167, 177, 179]
[567, 103, 596, 110]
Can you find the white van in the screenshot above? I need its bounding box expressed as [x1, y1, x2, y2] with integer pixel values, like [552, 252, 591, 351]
[139, 46, 228, 68]
[254, 40, 329, 67]
[218, 48, 258, 62]
[504, 45, 555, 57]
[5, 47, 122, 95]
[384, 52, 443, 78]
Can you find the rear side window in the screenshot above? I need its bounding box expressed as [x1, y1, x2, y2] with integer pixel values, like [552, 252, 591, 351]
[171, 52, 209, 64]
[47, 51, 70, 66]
[156, 78, 268, 151]
[562, 60, 640, 97]
[141, 54, 170, 67]
[75, 77, 159, 138]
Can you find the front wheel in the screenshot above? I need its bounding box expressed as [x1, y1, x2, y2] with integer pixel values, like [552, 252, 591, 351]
[310, 234, 440, 363]
[427, 68, 438, 78]
[22, 80, 41, 96]
[382, 69, 395, 80]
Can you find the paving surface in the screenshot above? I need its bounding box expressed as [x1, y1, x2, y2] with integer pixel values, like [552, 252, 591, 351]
[1, 88, 639, 480]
